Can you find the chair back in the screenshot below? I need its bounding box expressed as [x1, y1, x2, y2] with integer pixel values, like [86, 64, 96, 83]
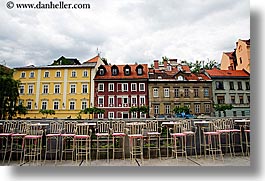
[204, 121, 218, 132]
[96, 121, 110, 134]
[128, 122, 145, 135]
[183, 120, 194, 132]
[111, 120, 125, 133]
[146, 120, 159, 132]
[76, 124, 91, 135]
[15, 120, 28, 134]
[26, 123, 43, 136]
[172, 122, 184, 134]
[49, 121, 63, 134]
[1, 120, 16, 133]
[63, 121, 77, 134]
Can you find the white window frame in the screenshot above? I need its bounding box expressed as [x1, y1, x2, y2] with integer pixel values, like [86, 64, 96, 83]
[164, 88, 170, 97]
[195, 104, 200, 113]
[165, 105, 170, 114]
[108, 83, 114, 92]
[98, 113, 104, 119]
[139, 96, 145, 105]
[81, 101, 87, 110]
[98, 83, 104, 92]
[131, 96, 137, 106]
[27, 101, 32, 110]
[44, 71, 49, 78]
[140, 112, 146, 119]
[56, 71, 61, 78]
[108, 96, 114, 106]
[28, 84, 33, 94]
[82, 84, 88, 94]
[43, 84, 49, 94]
[174, 88, 179, 97]
[153, 88, 158, 97]
[205, 104, 210, 113]
[69, 101, 75, 110]
[98, 96, 104, 107]
[131, 83, 137, 92]
[139, 83, 145, 91]
[108, 112, 114, 119]
[21, 72, 26, 78]
[71, 70, 77, 77]
[41, 101, 48, 110]
[70, 84, 76, 94]
[131, 112, 137, 119]
[154, 105, 159, 115]
[29, 71, 34, 78]
[53, 101, 59, 110]
[122, 83, 128, 92]
[54, 84, 60, 94]
[83, 70, 88, 77]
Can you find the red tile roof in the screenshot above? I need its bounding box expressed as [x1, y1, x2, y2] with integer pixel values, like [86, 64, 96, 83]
[206, 69, 249, 77]
[94, 64, 148, 80]
[83, 55, 100, 63]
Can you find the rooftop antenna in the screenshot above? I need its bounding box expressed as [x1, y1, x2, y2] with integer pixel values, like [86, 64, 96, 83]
[96, 48, 102, 57]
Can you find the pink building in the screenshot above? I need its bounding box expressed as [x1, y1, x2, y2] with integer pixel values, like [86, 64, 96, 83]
[94, 64, 149, 119]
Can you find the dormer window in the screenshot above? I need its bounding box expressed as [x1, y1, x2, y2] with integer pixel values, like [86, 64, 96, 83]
[98, 65, 106, 76]
[111, 65, 119, 76]
[124, 65, 131, 76]
[99, 69, 105, 76]
[177, 75, 184, 81]
[136, 64, 143, 75]
[177, 65, 182, 71]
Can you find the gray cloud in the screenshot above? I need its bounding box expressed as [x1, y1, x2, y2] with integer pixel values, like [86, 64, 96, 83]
[0, 0, 250, 68]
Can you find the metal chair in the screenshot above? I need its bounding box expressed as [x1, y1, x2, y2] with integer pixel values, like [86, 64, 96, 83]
[44, 121, 63, 165]
[170, 121, 187, 160]
[127, 122, 145, 164]
[8, 120, 27, 165]
[243, 121, 250, 156]
[231, 120, 245, 156]
[0, 120, 16, 164]
[96, 121, 110, 161]
[203, 120, 223, 161]
[111, 120, 126, 160]
[183, 119, 197, 159]
[60, 121, 77, 163]
[145, 120, 161, 160]
[74, 123, 92, 165]
[22, 122, 43, 165]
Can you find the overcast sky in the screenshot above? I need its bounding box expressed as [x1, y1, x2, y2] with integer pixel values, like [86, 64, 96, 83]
[0, 0, 250, 68]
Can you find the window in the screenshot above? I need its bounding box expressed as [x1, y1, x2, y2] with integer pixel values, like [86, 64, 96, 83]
[122, 83, 128, 92]
[154, 105, 160, 115]
[131, 112, 137, 119]
[98, 97, 104, 106]
[82, 84, 88, 94]
[233, 111, 237, 117]
[108, 96, 114, 106]
[164, 88, 169, 97]
[69, 101, 75, 110]
[83, 70, 88, 77]
[241, 111, 245, 116]
[43, 84, 49, 94]
[231, 96, 236, 104]
[238, 82, 242, 90]
[174, 88, 179, 97]
[217, 96, 225, 104]
[53, 101, 59, 110]
[71, 70, 76, 77]
[204, 88, 209, 97]
[229, 82, 234, 90]
[98, 83, 104, 92]
[239, 96, 244, 104]
[140, 112, 146, 119]
[137, 68, 143, 75]
[125, 68, 130, 75]
[70, 84, 76, 94]
[167, 65, 172, 71]
[195, 104, 200, 114]
[216, 81, 224, 90]
[205, 104, 210, 113]
[184, 103, 190, 109]
[99, 69, 105, 76]
[27, 101, 32, 110]
[247, 95, 250, 103]
[165, 105, 170, 114]
[98, 113, 104, 119]
[29, 71, 34, 78]
[131, 83, 137, 91]
[112, 67, 118, 76]
[81, 101, 87, 110]
[153, 88, 158, 97]
[177, 75, 184, 81]
[54, 84, 60, 94]
[108, 112, 114, 119]
[19, 85, 25, 94]
[56, 71, 61, 78]
[44, 71, 49, 78]
[108, 83, 114, 92]
[123, 97, 128, 104]
[131, 96, 137, 106]
[177, 65, 182, 71]
[184, 88, 189, 97]
[139, 83, 145, 91]
[140, 96, 145, 105]
[194, 88, 199, 97]
[42, 101, 47, 110]
[246, 82, 250, 90]
[21, 72, 26, 78]
[28, 85, 33, 94]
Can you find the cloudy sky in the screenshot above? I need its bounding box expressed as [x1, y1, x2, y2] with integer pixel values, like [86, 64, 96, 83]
[0, 0, 250, 68]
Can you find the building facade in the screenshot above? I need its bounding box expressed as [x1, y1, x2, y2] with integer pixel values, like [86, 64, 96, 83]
[94, 64, 149, 119]
[13, 55, 104, 119]
[148, 60, 213, 118]
[205, 68, 250, 117]
[221, 39, 250, 73]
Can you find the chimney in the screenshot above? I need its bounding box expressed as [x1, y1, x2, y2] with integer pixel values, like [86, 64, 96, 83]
[163, 59, 167, 69]
[154, 60, 159, 69]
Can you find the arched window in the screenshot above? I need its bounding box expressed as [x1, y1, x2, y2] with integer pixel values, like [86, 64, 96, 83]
[111, 65, 119, 76]
[177, 75, 184, 81]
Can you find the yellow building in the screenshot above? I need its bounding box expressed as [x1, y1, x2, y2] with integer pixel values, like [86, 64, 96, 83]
[13, 55, 104, 119]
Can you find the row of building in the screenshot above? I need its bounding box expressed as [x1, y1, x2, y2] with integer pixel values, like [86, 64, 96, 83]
[12, 39, 250, 119]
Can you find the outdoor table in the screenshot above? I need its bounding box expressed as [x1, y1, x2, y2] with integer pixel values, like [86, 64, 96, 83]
[194, 120, 211, 157]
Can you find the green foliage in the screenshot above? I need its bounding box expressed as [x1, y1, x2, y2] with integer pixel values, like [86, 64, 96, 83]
[0, 66, 20, 120]
[129, 106, 149, 114]
[183, 59, 220, 73]
[173, 106, 190, 114]
[39, 109, 55, 118]
[16, 104, 28, 116]
[214, 104, 233, 112]
[81, 107, 105, 115]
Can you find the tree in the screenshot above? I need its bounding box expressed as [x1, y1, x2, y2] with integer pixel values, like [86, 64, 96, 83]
[129, 106, 149, 117]
[214, 104, 233, 117]
[173, 106, 190, 114]
[81, 107, 105, 118]
[16, 104, 28, 117]
[184, 59, 220, 73]
[39, 109, 55, 118]
[0, 66, 20, 120]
